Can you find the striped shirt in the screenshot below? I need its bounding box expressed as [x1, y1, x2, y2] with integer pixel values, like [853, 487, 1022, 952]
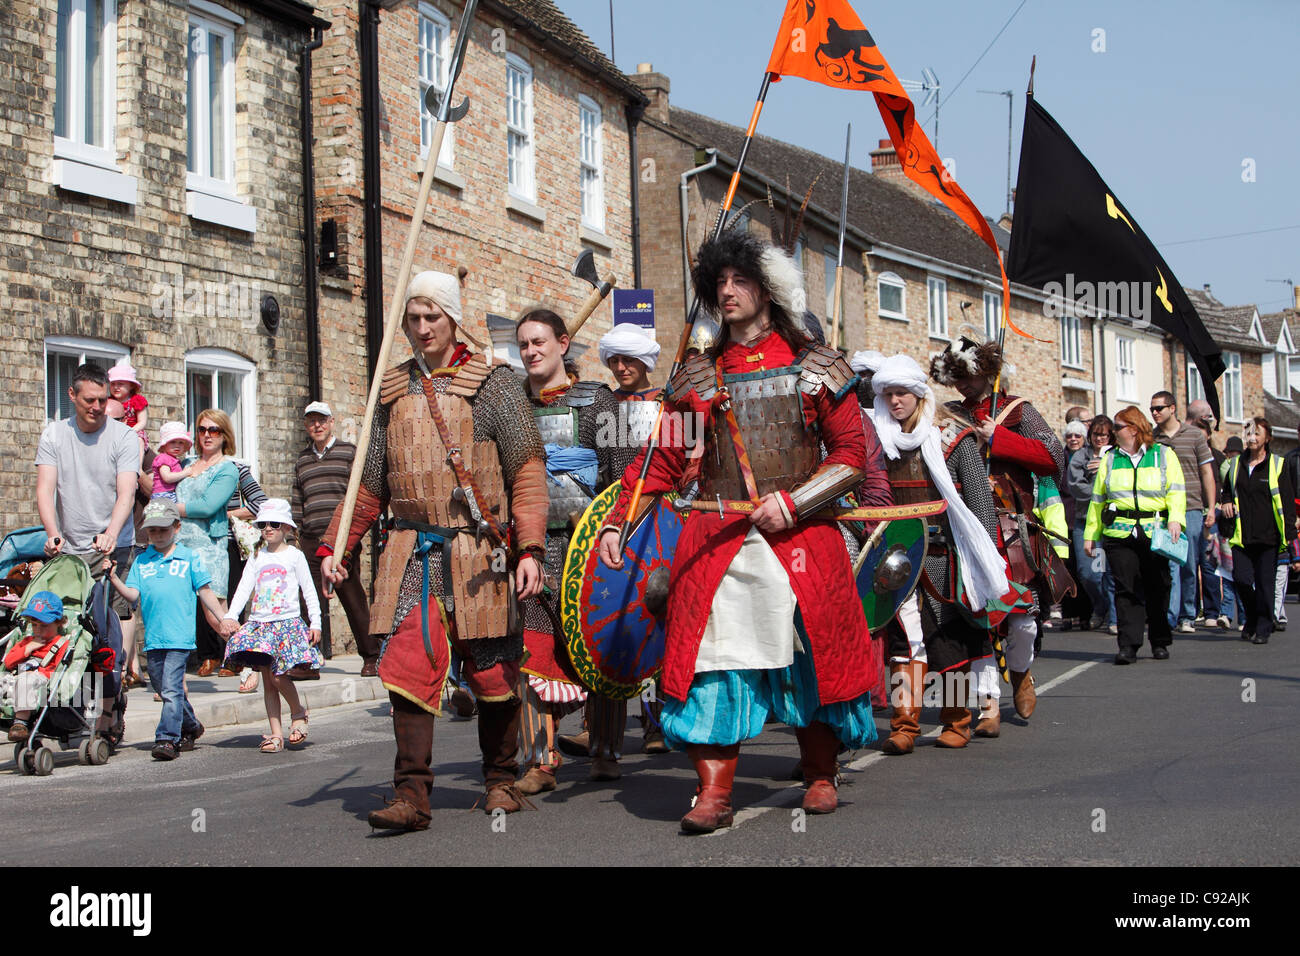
[292, 440, 358, 538]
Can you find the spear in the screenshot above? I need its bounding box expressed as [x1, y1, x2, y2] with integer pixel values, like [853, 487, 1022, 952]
[830, 123, 851, 351]
[329, 0, 480, 567]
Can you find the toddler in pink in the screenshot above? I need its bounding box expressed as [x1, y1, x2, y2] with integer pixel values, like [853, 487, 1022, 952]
[152, 422, 194, 500]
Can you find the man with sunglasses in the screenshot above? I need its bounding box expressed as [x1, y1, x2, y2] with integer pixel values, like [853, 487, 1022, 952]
[1150, 391, 1217, 633]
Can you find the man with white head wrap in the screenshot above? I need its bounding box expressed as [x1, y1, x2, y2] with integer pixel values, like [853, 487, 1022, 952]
[319, 268, 550, 829]
[868, 354, 1010, 750]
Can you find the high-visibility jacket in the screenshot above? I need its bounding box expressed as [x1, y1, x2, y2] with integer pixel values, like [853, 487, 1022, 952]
[1035, 476, 1069, 558]
[1084, 443, 1187, 542]
[1226, 453, 1285, 548]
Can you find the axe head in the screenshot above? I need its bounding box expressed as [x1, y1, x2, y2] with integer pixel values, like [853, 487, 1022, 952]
[423, 88, 470, 123]
[571, 248, 599, 289]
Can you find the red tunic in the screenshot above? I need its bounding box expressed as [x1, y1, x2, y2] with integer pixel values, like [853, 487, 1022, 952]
[608, 332, 874, 706]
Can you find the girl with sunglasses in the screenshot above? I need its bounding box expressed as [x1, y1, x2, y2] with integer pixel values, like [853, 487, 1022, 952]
[218, 498, 322, 751]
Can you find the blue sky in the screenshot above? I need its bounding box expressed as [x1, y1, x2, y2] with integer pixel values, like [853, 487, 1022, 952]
[557, 0, 1299, 315]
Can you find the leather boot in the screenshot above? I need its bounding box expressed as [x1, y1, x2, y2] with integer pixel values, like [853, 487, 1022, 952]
[515, 761, 558, 795]
[974, 695, 1001, 737]
[368, 797, 431, 832]
[795, 721, 840, 814]
[478, 699, 530, 810]
[1010, 669, 1037, 718]
[680, 744, 740, 833]
[881, 660, 925, 755]
[934, 665, 972, 748]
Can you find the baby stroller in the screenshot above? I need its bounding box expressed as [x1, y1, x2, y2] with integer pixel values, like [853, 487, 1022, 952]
[0, 555, 123, 775]
[0, 526, 47, 632]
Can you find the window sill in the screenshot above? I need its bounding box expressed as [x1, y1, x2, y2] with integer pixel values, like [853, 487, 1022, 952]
[506, 193, 545, 224]
[928, 332, 951, 342]
[186, 190, 257, 233]
[580, 225, 612, 251]
[1061, 376, 1096, 392]
[419, 160, 465, 192]
[879, 312, 908, 323]
[51, 157, 138, 205]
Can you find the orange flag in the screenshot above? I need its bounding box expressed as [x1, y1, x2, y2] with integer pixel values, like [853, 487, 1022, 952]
[766, 0, 1036, 339]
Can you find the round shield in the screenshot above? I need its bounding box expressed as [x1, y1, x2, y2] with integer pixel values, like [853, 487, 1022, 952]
[854, 517, 928, 632]
[560, 484, 683, 700]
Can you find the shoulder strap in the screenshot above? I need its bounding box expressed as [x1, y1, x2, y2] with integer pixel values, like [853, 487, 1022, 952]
[993, 397, 1026, 428]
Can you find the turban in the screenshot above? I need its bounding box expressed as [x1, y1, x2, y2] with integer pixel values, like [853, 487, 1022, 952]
[849, 349, 886, 376]
[598, 324, 661, 372]
[870, 354, 929, 398]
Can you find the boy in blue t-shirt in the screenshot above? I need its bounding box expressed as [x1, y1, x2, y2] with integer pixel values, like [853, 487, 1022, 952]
[109, 499, 225, 760]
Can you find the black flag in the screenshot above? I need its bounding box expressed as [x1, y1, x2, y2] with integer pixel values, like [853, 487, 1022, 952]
[1007, 95, 1225, 420]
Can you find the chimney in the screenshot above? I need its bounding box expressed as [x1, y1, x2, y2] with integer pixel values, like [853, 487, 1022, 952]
[997, 212, 1014, 233]
[869, 138, 933, 204]
[1293, 283, 1299, 312]
[630, 63, 670, 124]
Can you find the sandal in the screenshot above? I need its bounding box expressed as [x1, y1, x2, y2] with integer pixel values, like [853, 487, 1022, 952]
[238, 671, 260, 694]
[288, 712, 309, 746]
[259, 735, 284, 753]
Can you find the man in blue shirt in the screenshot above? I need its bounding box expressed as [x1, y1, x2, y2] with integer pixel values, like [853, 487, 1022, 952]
[110, 500, 225, 760]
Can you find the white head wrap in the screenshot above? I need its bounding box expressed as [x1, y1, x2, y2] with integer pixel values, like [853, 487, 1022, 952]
[868, 354, 1009, 611]
[849, 350, 886, 376]
[404, 270, 487, 349]
[598, 324, 661, 372]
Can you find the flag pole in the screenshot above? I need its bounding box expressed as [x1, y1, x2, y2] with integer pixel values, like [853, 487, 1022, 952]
[830, 123, 851, 351]
[618, 71, 775, 549]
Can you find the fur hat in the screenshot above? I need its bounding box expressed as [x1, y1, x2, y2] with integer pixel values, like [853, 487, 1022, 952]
[691, 230, 807, 322]
[928, 336, 1003, 386]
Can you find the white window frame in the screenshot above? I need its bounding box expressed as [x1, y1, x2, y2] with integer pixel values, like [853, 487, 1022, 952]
[927, 276, 947, 339]
[1187, 356, 1206, 404]
[877, 271, 906, 322]
[1115, 335, 1136, 401]
[184, 348, 258, 473]
[578, 95, 604, 231]
[418, 2, 454, 169]
[44, 335, 129, 424]
[984, 290, 1003, 345]
[185, 13, 237, 197]
[1222, 351, 1243, 422]
[1059, 309, 1082, 368]
[52, 0, 139, 204]
[506, 54, 535, 202]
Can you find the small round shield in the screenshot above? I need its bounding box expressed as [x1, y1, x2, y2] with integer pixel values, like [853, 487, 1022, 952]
[560, 485, 683, 700]
[854, 517, 928, 632]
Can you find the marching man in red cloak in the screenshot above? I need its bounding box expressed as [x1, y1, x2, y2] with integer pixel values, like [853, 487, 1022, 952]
[598, 231, 876, 833]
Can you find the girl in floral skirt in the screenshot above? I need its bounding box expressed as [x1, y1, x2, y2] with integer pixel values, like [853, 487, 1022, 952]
[219, 499, 322, 752]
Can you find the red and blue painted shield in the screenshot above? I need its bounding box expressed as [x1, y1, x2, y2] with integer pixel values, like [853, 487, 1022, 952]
[561, 484, 682, 700]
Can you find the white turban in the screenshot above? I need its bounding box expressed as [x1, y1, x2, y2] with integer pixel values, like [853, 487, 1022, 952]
[598, 323, 661, 372]
[870, 354, 929, 398]
[849, 349, 886, 376]
[867, 352, 1009, 612]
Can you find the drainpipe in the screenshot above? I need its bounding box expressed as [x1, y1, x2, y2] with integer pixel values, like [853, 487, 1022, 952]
[1093, 317, 1108, 415]
[624, 100, 645, 289]
[360, 1, 384, 379]
[680, 148, 718, 310]
[300, 23, 325, 401]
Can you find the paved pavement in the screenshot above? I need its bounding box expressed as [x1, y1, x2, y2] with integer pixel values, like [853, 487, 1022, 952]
[1, 623, 1297, 866]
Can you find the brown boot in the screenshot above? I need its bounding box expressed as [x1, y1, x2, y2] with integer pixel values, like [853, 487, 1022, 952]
[680, 744, 739, 833]
[367, 797, 431, 832]
[515, 763, 557, 795]
[935, 707, 972, 748]
[795, 721, 840, 814]
[881, 660, 925, 755]
[1010, 669, 1037, 718]
[589, 756, 622, 781]
[974, 695, 1001, 737]
[483, 782, 536, 814]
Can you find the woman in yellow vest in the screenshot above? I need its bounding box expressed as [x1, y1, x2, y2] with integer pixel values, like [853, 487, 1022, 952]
[1083, 406, 1185, 664]
[1219, 417, 1298, 645]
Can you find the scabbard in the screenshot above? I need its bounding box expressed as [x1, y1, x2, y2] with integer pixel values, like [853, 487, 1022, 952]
[677, 498, 947, 522]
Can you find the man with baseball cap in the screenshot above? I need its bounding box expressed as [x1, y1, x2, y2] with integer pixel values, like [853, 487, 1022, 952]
[292, 400, 377, 674]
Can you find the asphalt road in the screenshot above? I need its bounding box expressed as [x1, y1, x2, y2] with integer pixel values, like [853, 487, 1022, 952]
[1, 625, 1296, 867]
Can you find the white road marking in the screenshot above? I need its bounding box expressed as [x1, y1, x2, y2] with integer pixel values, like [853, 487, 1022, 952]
[708, 656, 1106, 835]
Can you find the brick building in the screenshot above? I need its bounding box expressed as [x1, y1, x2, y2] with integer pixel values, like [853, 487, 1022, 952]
[627, 65, 1095, 428]
[1, 0, 329, 530]
[310, 0, 646, 441]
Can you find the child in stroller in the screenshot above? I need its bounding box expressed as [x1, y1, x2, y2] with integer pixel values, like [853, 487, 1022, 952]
[0, 555, 124, 775]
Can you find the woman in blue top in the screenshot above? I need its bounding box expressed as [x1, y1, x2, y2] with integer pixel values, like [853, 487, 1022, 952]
[176, 409, 240, 637]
